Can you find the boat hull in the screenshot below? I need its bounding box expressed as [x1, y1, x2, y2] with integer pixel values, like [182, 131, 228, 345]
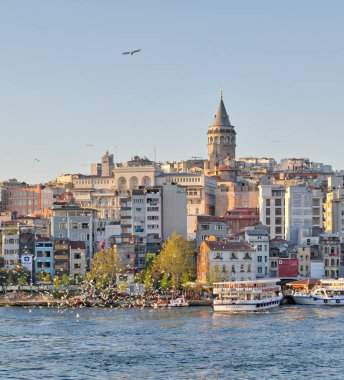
[292, 295, 344, 306]
[213, 296, 283, 313]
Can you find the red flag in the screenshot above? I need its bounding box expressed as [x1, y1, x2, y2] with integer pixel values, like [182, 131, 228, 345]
[101, 240, 106, 250]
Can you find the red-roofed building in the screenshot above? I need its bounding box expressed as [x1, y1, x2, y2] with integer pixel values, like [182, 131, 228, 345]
[197, 240, 257, 284]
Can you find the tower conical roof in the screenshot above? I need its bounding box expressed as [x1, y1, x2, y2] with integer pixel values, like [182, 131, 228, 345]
[212, 95, 231, 127]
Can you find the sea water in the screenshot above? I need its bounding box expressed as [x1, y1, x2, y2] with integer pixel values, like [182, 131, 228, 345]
[0, 306, 343, 379]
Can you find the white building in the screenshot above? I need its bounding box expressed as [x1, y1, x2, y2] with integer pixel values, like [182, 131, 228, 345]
[245, 229, 269, 278]
[285, 186, 313, 244]
[2, 233, 20, 269]
[155, 172, 217, 216]
[259, 185, 286, 239]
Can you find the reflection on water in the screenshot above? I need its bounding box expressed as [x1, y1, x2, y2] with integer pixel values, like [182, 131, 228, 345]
[0, 306, 344, 379]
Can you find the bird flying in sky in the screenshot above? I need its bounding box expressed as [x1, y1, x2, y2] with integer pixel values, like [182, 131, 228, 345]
[122, 49, 141, 56]
[34, 158, 40, 162]
[86, 144, 94, 147]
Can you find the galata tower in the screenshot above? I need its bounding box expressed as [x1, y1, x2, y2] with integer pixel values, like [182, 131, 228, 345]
[207, 93, 236, 170]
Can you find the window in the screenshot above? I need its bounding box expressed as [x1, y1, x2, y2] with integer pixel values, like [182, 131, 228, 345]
[37, 262, 50, 268]
[214, 252, 223, 260]
[257, 267, 263, 274]
[147, 207, 159, 212]
[240, 264, 244, 272]
[37, 251, 51, 258]
[201, 224, 209, 231]
[147, 216, 159, 221]
[71, 222, 78, 229]
[81, 223, 89, 229]
[266, 199, 270, 207]
[215, 224, 223, 230]
[74, 253, 81, 260]
[74, 263, 81, 269]
[275, 208, 282, 216]
[258, 256, 262, 262]
[257, 245, 262, 251]
[59, 222, 67, 229]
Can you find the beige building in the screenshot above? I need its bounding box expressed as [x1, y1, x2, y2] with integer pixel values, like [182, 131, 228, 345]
[297, 246, 312, 277]
[215, 180, 259, 216]
[73, 157, 162, 220]
[324, 180, 344, 239]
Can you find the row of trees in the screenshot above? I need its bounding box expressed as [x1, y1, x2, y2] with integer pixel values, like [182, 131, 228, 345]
[0, 266, 31, 291]
[87, 232, 196, 291]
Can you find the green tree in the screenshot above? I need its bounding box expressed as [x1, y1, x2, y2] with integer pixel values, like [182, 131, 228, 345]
[87, 247, 123, 290]
[0, 268, 8, 292]
[18, 275, 28, 289]
[36, 271, 46, 283]
[53, 276, 60, 289]
[43, 272, 52, 283]
[153, 231, 196, 290]
[61, 274, 70, 286]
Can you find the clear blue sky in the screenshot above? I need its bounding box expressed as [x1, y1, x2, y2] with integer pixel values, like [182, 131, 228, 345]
[1, 0, 343, 184]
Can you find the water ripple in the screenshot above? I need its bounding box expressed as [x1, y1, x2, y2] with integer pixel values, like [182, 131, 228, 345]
[0, 306, 343, 379]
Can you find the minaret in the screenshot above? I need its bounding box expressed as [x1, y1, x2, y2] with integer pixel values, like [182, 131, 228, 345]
[207, 92, 236, 170]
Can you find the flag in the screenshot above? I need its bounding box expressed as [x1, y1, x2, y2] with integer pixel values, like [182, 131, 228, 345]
[101, 240, 106, 250]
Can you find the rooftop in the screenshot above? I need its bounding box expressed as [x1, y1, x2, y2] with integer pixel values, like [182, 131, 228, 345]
[204, 241, 255, 251]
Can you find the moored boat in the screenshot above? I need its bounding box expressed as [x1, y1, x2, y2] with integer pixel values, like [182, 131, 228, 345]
[168, 296, 189, 307]
[291, 279, 344, 306]
[213, 279, 283, 313]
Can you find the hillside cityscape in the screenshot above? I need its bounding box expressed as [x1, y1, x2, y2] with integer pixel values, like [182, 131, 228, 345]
[0, 94, 342, 286]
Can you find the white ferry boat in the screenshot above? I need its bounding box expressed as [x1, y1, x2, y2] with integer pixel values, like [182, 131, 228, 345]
[213, 279, 283, 313]
[292, 279, 344, 306]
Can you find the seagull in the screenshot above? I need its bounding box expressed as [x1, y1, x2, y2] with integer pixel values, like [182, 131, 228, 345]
[122, 49, 141, 56]
[34, 158, 40, 162]
[86, 144, 94, 147]
[271, 140, 280, 143]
